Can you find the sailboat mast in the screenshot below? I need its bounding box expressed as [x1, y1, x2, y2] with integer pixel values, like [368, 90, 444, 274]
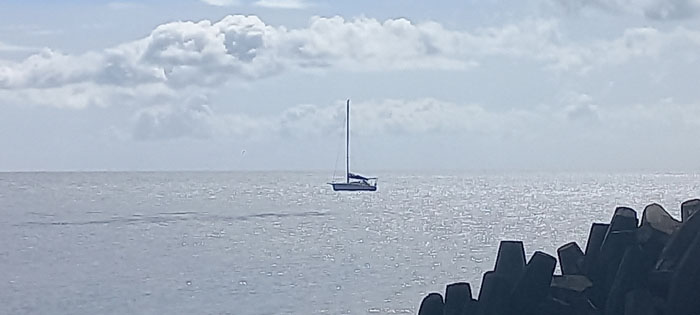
[346, 99, 350, 183]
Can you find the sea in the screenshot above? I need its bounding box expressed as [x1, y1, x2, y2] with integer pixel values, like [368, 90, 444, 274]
[1, 171, 698, 314]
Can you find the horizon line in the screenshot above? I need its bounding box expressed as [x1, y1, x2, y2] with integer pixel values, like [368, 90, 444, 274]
[1, 167, 699, 174]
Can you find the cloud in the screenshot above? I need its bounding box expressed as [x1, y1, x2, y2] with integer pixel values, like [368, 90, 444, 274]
[550, 0, 700, 20]
[0, 16, 583, 94]
[272, 98, 538, 139]
[0, 15, 480, 109]
[253, 0, 311, 9]
[2, 14, 700, 113]
[531, 26, 700, 73]
[0, 82, 173, 109]
[125, 95, 700, 158]
[199, 0, 239, 6]
[132, 95, 216, 140]
[129, 98, 549, 141]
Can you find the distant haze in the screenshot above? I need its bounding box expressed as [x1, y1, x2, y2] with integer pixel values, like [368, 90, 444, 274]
[1, 1, 700, 172]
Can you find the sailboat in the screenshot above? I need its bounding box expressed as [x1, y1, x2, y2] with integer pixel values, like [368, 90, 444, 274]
[329, 99, 378, 192]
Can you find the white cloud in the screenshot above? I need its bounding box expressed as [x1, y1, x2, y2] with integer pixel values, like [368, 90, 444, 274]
[0, 48, 166, 89]
[199, 0, 239, 6]
[2, 14, 700, 119]
[0, 15, 482, 109]
[253, 0, 311, 9]
[0, 16, 582, 94]
[6, 15, 691, 91]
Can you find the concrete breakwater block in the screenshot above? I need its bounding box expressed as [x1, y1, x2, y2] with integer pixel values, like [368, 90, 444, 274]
[681, 199, 700, 222]
[582, 223, 609, 276]
[605, 245, 652, 315]
[647, 269, 673, 298]
[508, 251, 557, 314]
[549, 275, 596, 313]
[476, 271, 511, 315]
[665, 231, 700, 315]
[640, 204, 680, 237]
[550, 275, 593, 295]
[494, 240, 526, 281]
[638, 203, 681, 261]
[413, 199, 700, 315]
[474, 240, 527, 315]
[592, 229, 636, 308]
[418, 292, 444, 315]
[656, 203, 700, 271]
[607, 207, 639, 234]
[557, 242, 584, 275]
[593, 207, 639, 307]
[624, 289, 655, 315]
[444, 282, 475, 315]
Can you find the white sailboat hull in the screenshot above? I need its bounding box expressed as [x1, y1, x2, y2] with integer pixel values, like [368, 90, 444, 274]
[330, 182, 377, 191]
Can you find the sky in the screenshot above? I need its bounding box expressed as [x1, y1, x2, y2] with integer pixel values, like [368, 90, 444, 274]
[1, 0, 700, 172]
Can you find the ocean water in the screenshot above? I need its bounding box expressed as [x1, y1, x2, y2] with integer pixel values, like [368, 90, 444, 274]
[1, 171, 698, 314]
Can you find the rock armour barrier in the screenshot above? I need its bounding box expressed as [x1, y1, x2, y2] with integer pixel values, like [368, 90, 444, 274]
[417, 199, 700, 315]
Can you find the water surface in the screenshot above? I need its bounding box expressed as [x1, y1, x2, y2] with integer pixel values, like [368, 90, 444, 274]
[1, 171, 697, 314]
